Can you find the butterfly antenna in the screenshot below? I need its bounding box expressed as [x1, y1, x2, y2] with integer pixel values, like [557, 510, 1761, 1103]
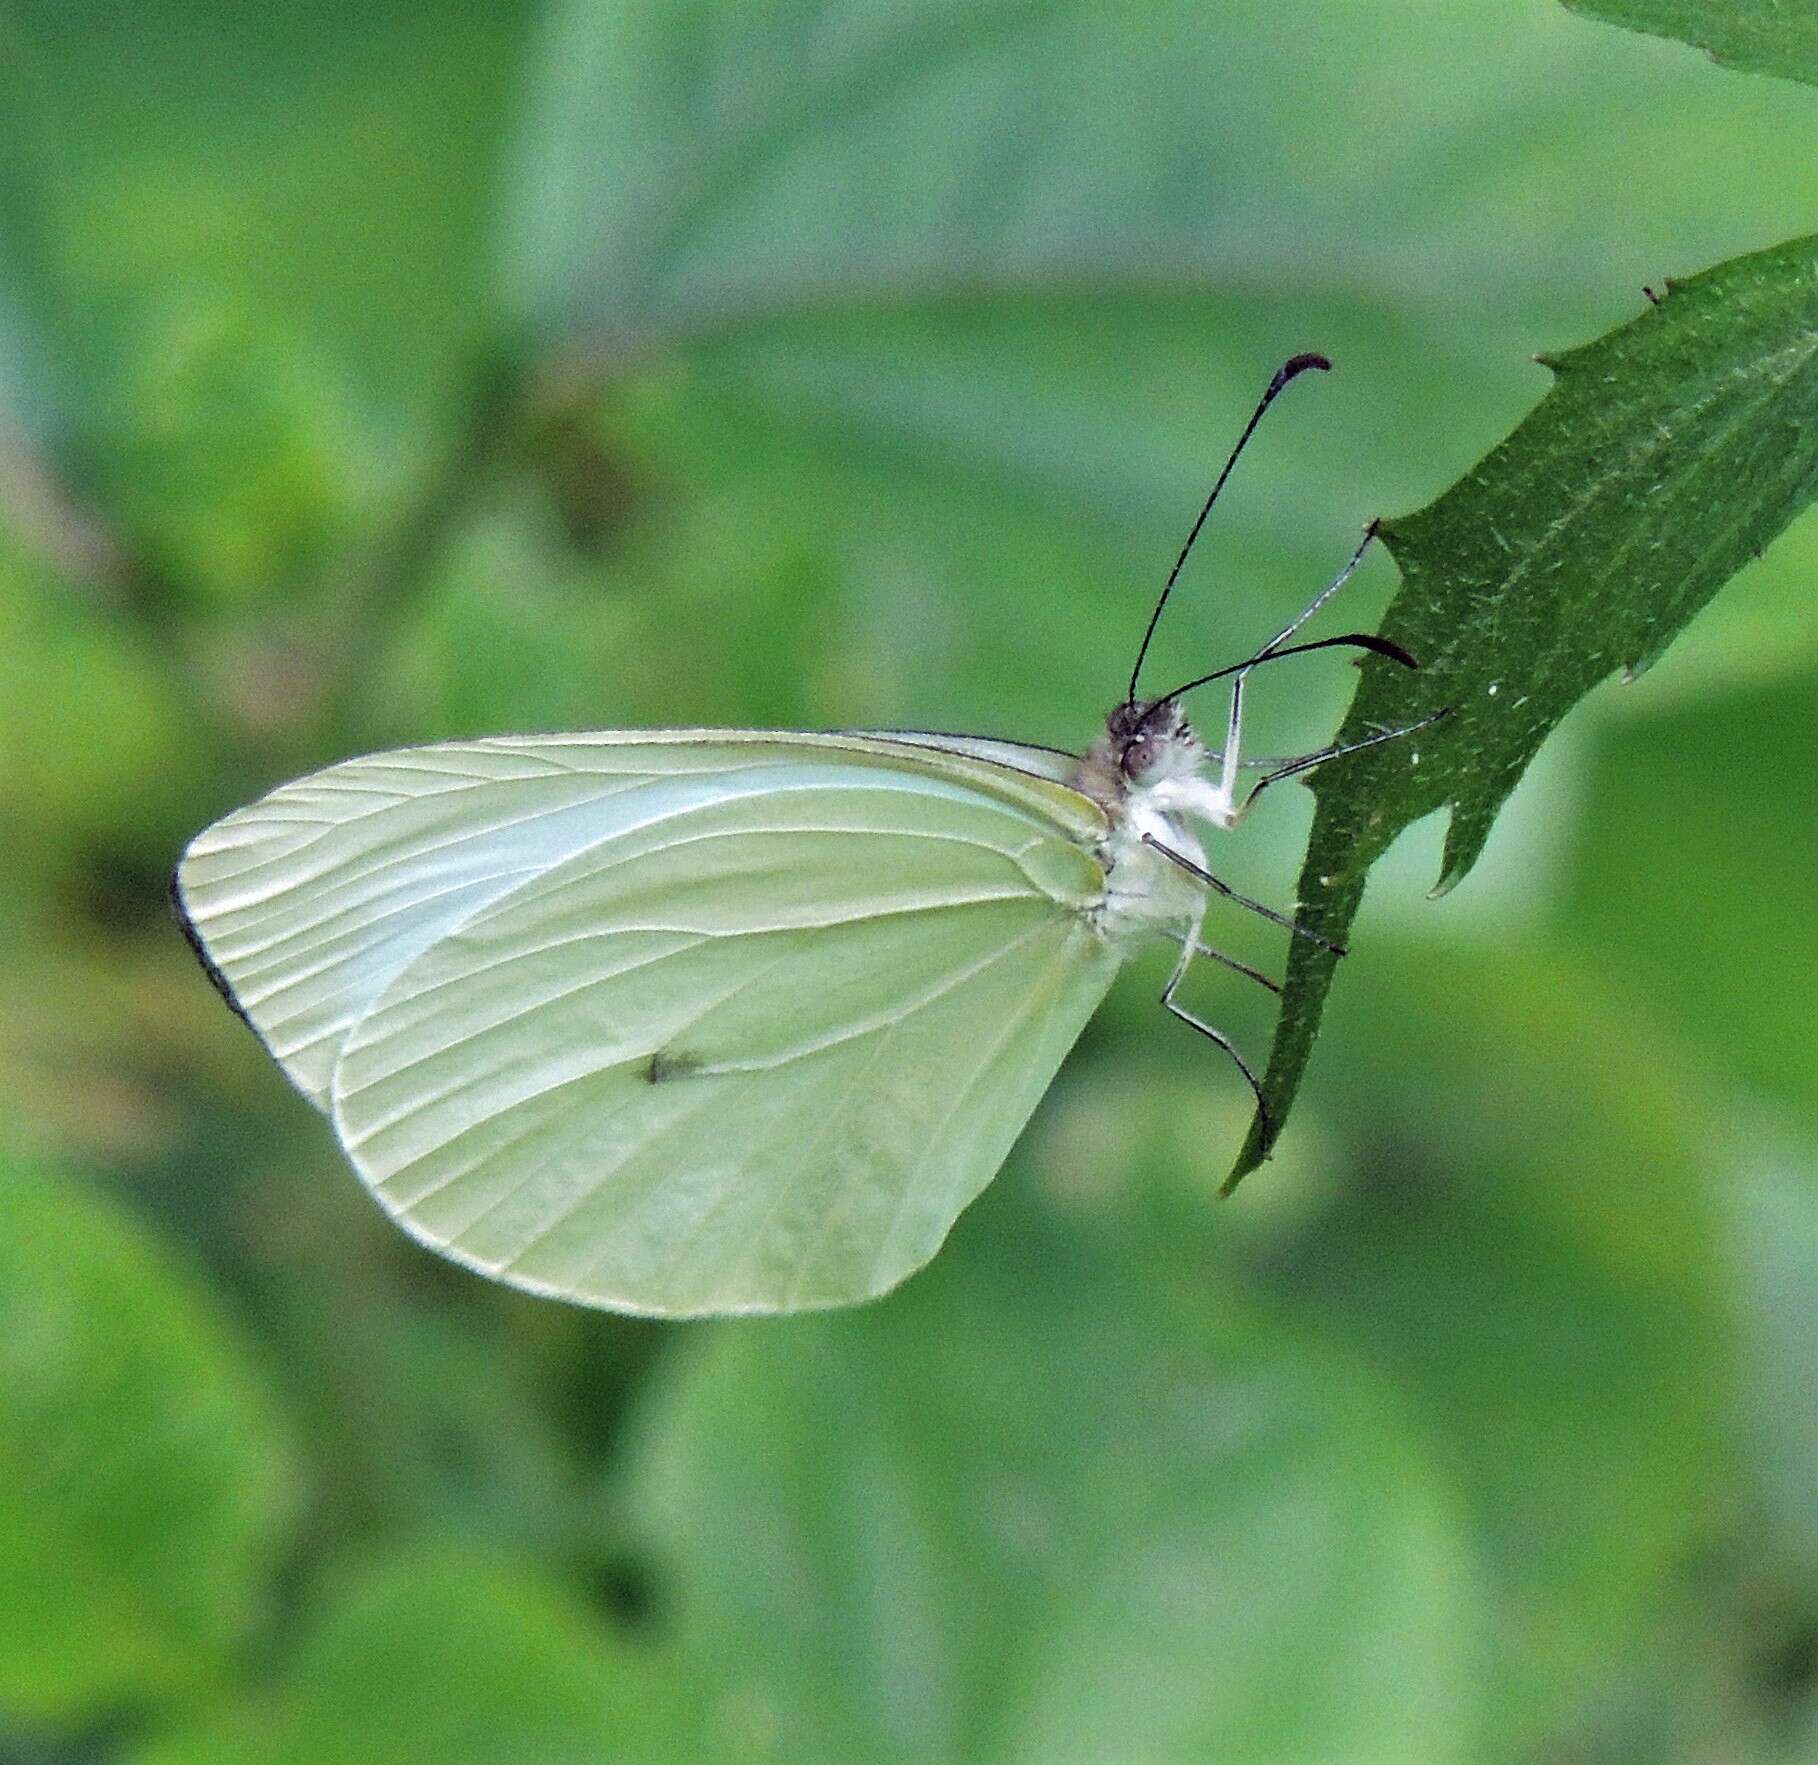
[1149, 630, 1420, 712]
[1125, 352, 1331, 709]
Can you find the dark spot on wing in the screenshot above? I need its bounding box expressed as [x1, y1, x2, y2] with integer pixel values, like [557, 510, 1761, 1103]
[643, 1048, 704, 1084]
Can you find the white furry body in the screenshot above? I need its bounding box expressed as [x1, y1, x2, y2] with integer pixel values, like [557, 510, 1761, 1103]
[1072, 711, 1239, 958]
[1093, 793, 1209, 953]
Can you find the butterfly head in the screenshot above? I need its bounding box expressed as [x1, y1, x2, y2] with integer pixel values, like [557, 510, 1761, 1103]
[1077, 698, 1208, 810]
[1107, 698, 1206, 788]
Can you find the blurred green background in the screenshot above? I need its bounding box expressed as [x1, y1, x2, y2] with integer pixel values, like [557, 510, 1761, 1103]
[3, 1, 1817, 1759]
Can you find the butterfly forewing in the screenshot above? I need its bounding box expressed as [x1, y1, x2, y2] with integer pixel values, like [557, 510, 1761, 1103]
[843, 730, 1084, 787]
[173, 731, 1105, 1113]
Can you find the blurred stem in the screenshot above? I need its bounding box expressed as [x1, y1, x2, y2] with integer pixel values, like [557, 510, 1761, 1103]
[312, 345, 534, 744]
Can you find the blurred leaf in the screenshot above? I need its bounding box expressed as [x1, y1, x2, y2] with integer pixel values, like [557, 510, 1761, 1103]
[1562, 0, 1818, 86]
[0, 539, 196, 860]
[0, 7, 61, 441]
[1724, 1157, 1818, 1575]
[0, 279, 50, 458]
[0, 1158, 296, 1726]
[89, 301, 368, 608]
[0, 27, 106, 583]
[1234, 232, 1818, 1183]
[509, 0, 1818, 348]
[1252, 938, 1730, 1753]
[505, 0, 1818, 745]
[281, 1297, 597, 1561]
[593, 304, 1427, 739]
[136, 1544, 696, 1765]
[512, 0, 1310, 343]
[628, 1183, 1482, 1762]
[0, 0, 549, 773]
[0, 940, 210, 1169]
[1563, 666, 1818, 1116]
[2, 0, 536, 440]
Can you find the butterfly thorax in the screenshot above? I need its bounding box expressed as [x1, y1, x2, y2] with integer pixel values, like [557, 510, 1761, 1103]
[1074, 700, 1229, 952]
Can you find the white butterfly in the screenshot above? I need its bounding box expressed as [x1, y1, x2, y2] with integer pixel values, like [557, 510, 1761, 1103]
[174, 356, 1430, 1317]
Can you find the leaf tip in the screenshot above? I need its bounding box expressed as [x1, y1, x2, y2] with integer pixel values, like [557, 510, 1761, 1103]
[1429, 843, 1475, 898]
[1622, 637, 1673, 683]
[1432, 795, 1500, 898]
[1222, 1121, 1271, 1193]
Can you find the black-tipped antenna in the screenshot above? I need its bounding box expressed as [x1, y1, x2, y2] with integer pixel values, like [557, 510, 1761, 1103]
[1125, 352, 1331, 708]
[1147, 630, 1419, 714]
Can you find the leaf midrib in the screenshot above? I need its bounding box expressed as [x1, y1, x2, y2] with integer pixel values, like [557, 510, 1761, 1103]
[633, 0, 1059, 319]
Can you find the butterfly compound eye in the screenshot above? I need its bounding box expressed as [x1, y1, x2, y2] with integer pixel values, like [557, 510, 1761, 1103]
[1121, 737, 1157, 780]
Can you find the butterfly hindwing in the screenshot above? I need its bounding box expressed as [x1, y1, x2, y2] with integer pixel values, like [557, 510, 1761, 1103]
[331, 759, 1118, 1314]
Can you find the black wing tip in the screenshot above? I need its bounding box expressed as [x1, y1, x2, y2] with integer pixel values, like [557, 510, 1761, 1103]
[168, 859, 261, 1038]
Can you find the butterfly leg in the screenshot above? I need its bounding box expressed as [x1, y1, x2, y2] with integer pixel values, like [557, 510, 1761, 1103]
[1257, 520, 1380, 656]
[1106, 886, 1281, 992]
[1141, 833, 1347, 956]
[1204, 525, 1385, 822]
[1161, 928, 1280, 995]
[1213, 668, 1249, 818]
[1237, 708, 1451, 817]
[1160, 915, 1273, 1138]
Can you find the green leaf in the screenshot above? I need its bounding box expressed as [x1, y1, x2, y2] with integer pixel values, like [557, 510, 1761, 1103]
[135, 1544, 697, 1765]
[1562, 0, 1818, 87]
[508, 0, 1818, 352]
[1231, 232, 1818, 1185]
[628, 1182, 1482, 1762]
[0, 1158, 297, 1726]
[502, 0, 1475, 727]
